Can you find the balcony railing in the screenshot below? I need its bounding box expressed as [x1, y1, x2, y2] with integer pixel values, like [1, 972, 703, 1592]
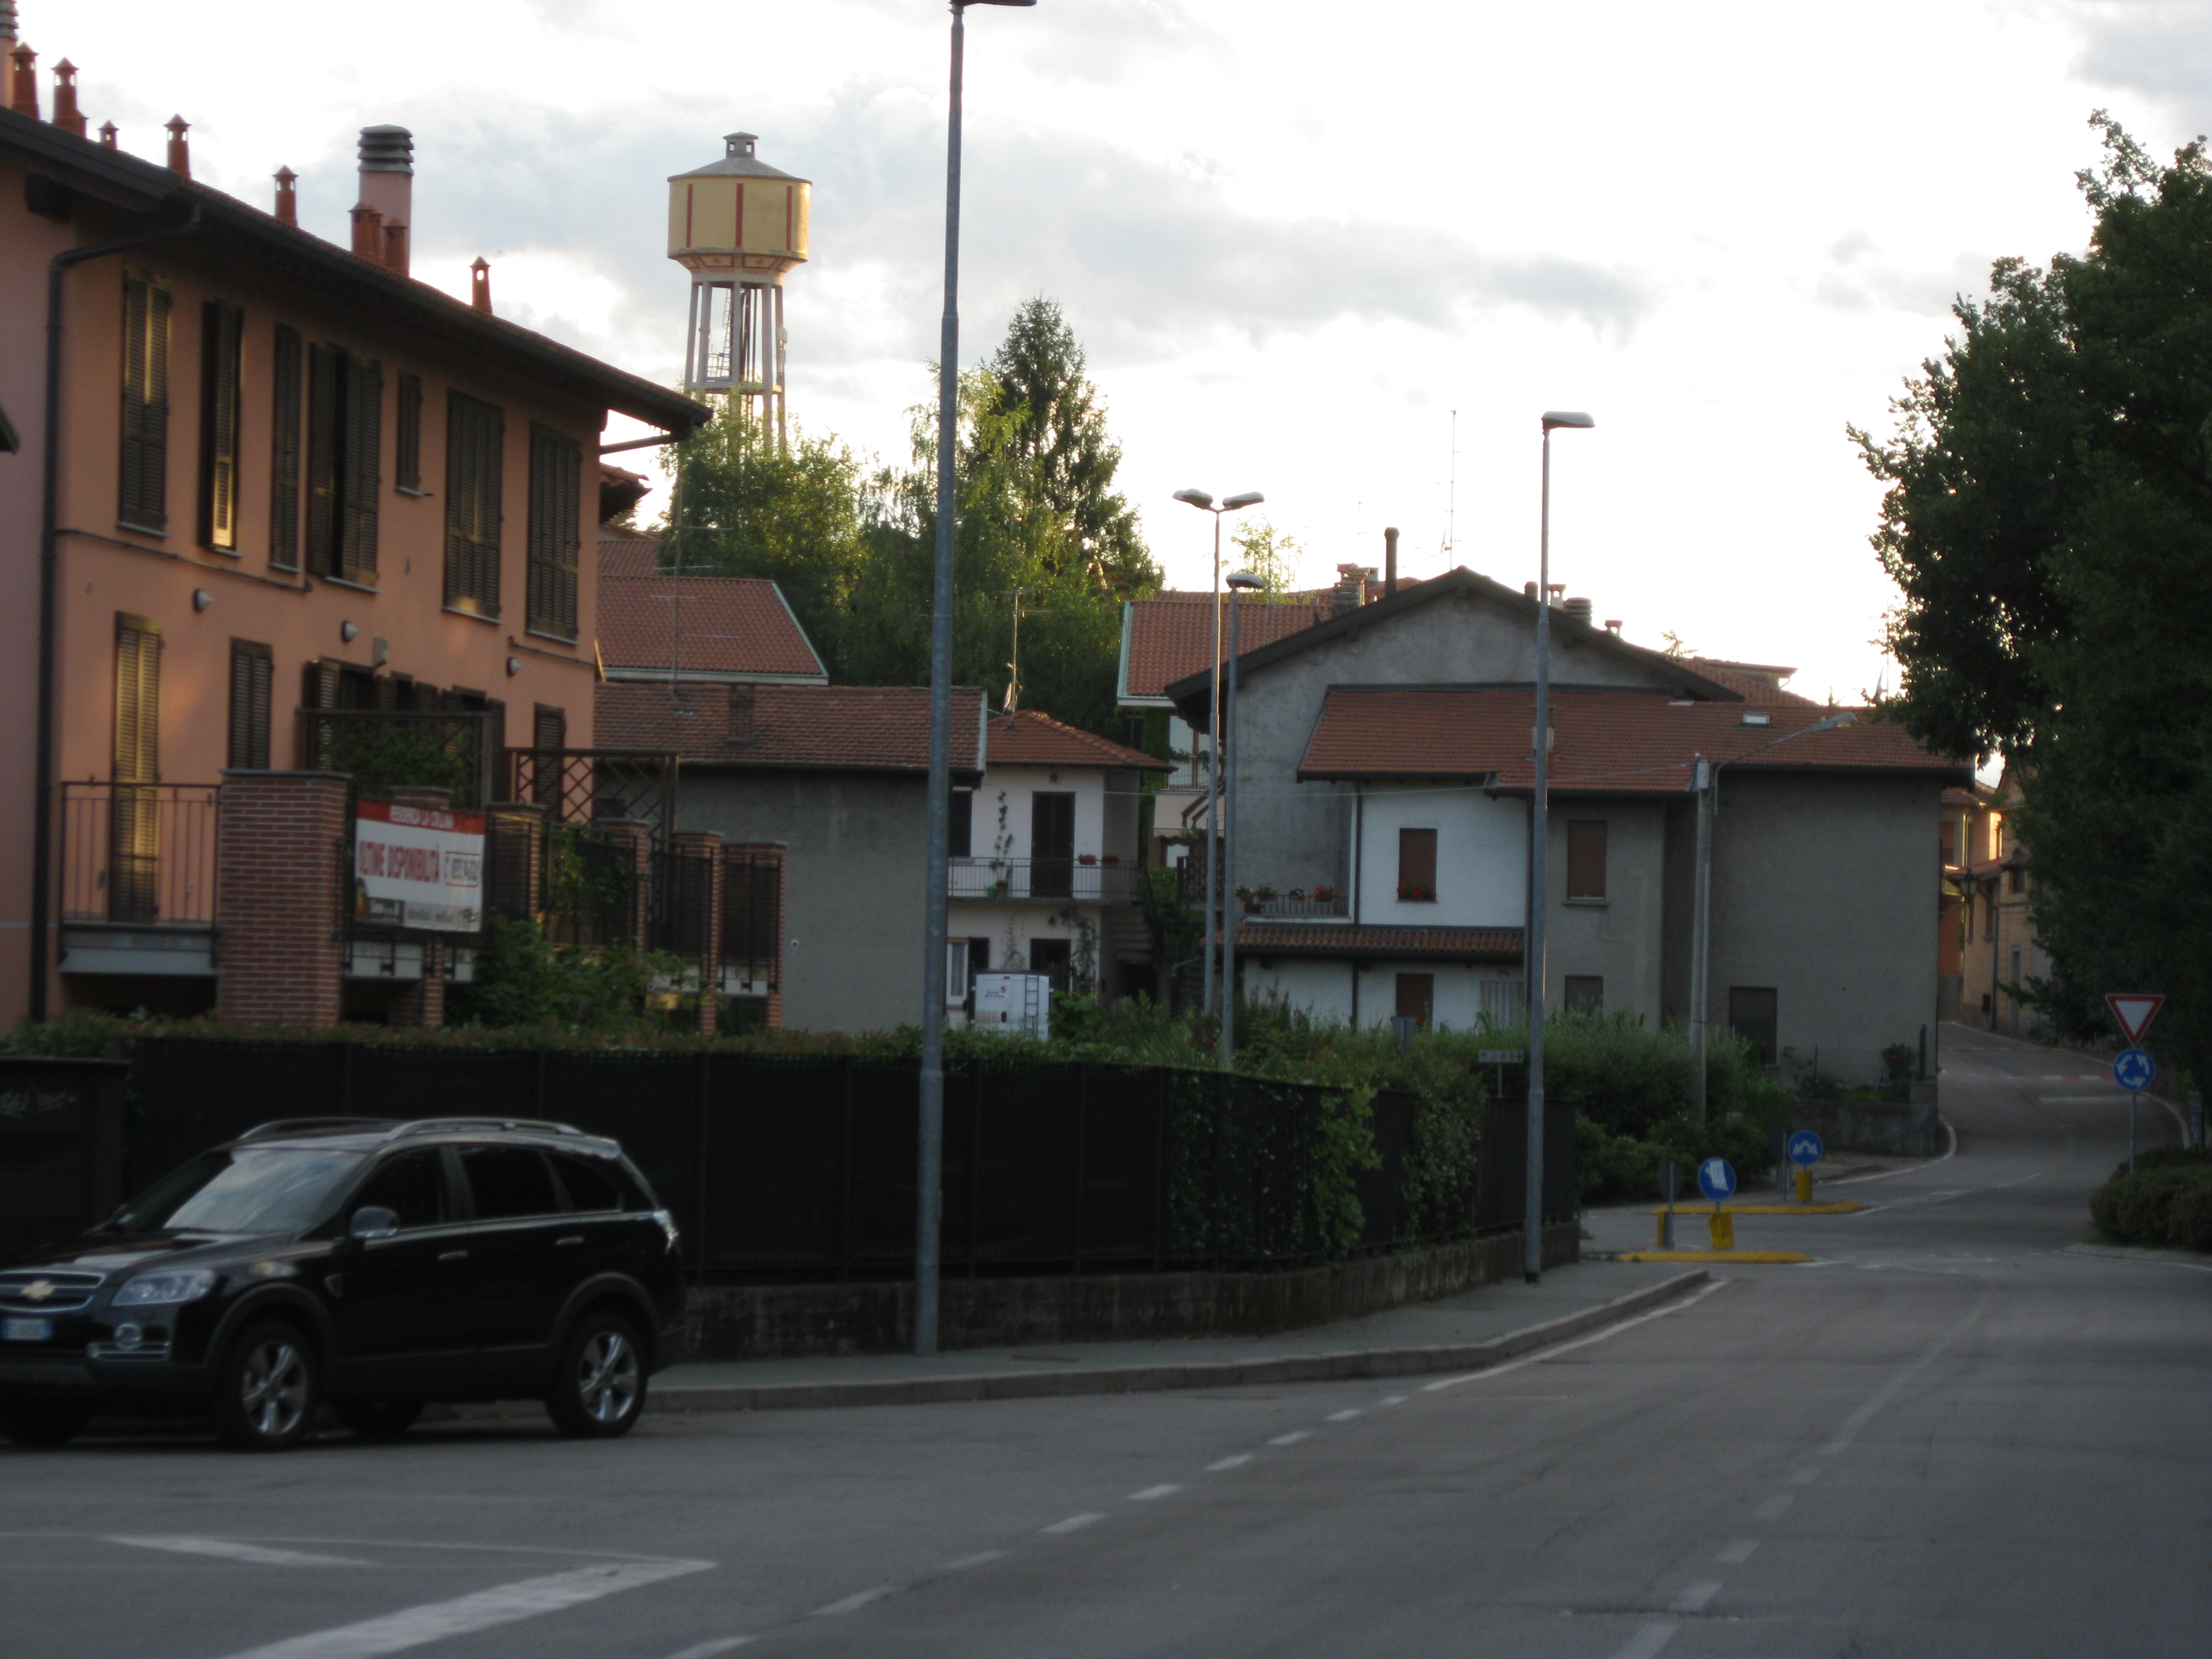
[1246, 894, 1350, 921]
[59, 782, 220, 927]
[948, 857, 1142, 904]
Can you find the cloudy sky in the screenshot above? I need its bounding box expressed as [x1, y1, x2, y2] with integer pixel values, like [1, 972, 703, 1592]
[34, 0, 2212, 701]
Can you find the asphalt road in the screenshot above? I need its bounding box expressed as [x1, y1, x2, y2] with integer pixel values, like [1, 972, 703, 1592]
[8, 1022, 2208, 1659]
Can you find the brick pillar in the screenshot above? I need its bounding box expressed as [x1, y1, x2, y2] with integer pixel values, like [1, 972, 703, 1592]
[672, 831, 723, 1032]
[216, 770, 349, 1026]
[595, 820, 655, 950]
[384, 787, 452, 1030]
[487, 801, 546, 921]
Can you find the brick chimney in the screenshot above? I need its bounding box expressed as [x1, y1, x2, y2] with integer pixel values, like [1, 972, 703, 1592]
[350, 202, 383, 261]
[356, 124, 411, 275]
[164, 114, 189, 177]
[9, 43, 37, 119]
[50, 56, 82, 136]
[273, 165, 297, 227]
[97, 118, 115, 148]
[1330, 564, 1376, 618]
[470, 257, 492, 315]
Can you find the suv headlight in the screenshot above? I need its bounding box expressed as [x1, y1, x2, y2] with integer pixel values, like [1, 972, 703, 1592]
[113, 1270, 217, 1307]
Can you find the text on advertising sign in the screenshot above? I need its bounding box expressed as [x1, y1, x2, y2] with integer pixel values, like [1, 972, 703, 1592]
[353, 799, 486, 934]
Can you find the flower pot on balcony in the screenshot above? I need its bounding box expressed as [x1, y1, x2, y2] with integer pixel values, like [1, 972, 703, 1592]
[1078, 854, 1098, 867]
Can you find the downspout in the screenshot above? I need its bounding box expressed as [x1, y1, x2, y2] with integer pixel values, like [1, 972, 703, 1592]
[1350, 785, 1363, 1027]
[34, 205, 200, 1020]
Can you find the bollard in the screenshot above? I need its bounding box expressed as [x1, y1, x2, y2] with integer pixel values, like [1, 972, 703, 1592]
[1708, 1211, 1735, 1250]
[1657, 1209, 1674, 1249]
[1794, 1167, 1813, 1203]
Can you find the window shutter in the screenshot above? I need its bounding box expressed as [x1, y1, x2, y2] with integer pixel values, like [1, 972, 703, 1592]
[339, 354, 382, 582]
[306, 343, 341, 575]
[228, 640, 273, 769]
[199, 301, 243, 551]
[270, 325, 302, 568]
[445, 393, 504, 614]
[1397, 827, 1437, 896]
[1565, 820, 1607, 899]
[119, 273, 171, 531]
[526, 425, 581, 636]
[112, 614, 162, 784]
[395, 372, 422, 491]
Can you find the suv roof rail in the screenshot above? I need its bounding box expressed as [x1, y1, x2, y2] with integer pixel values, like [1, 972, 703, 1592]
[384, 1118, 590, 1141]
[240, 1117, 400, 1140]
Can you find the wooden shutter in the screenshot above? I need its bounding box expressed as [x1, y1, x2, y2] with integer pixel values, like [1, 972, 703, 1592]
[526, 424, 581, 636]
[227, 640, 273, 769]
[445, 392, 504, 614]
[112, 614, 162, 782]
[199, 301, 244, 551]
[338, 355, 382, 582]
[119, 272, 171, 532]
[395, 373, 422, 491]
[269, 325, 302, 568]
[948, 790, 973, 859]
[1565, 820, 1607, 899]
[1397, 827, 1436, 898]
[305, 343, 341, 575]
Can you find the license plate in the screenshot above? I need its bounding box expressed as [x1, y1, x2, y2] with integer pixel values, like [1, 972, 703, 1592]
[2, 1318, 53, 1342]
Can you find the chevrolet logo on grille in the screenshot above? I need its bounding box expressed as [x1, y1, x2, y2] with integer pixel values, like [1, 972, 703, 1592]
[19, 1280, 55, 1302]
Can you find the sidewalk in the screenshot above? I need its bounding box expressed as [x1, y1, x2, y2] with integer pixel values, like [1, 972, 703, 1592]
[622, 1260, 1707, 1415]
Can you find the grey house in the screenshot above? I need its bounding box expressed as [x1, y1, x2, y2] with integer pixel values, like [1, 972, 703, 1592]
[598, 681, 985, 1034]
[1162, 570, 1969, 1086]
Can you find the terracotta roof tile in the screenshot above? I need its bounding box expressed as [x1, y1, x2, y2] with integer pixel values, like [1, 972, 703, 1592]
[987, 709, 1167, 771]
[597, 538, 826, 681]
[1121, 592, 1331, 702]
[595, 682, 984, 775]
[1682, 658, 1817, 706]
[1233, 924, 1524, 962]
[1298, 687, 1970, 791]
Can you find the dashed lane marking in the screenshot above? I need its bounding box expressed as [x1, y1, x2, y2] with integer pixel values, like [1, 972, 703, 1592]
[940, 1551, 1009, 1572]
[660, 1640, 754, 1659]
[1752, 1495, 1792, 1522]
[1670, 1580, 1721, 1613]
[1267, 1431, 1312, 1446]
[1041, 1514, 1104, 1536]
[1785, 1464, 1823, 1485]
[1611, 1620, 1679, 1658]
[812, 1588, 894, 1618]
[1715, 1540, 1758, 1565]
[1129, 1484, 1182, 1501]
[1206, 1454, 1253, 1472]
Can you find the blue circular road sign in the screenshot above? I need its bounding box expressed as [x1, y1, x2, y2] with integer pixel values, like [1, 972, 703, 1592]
[2114, 1047, 2156, 1092]
[1697, 1158, 1738, 1202]
[1787, 1130, 1825, 1168]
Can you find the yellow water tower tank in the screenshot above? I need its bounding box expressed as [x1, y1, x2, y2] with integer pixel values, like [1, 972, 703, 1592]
[667, 132, 812, 437]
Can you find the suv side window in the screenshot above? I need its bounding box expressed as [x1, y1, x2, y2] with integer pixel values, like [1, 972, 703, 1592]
[459, 1145, 560, 1220]
[548, 1151, 625, 1214]
[351, 1149, 448, 1230]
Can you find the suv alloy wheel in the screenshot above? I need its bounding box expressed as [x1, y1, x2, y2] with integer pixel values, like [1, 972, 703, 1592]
[213, 1321, 321, 1450]
[546, 1310, 644, 1438]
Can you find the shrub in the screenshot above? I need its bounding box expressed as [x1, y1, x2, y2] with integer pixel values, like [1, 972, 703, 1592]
[2090, 1163, 2212, 1250]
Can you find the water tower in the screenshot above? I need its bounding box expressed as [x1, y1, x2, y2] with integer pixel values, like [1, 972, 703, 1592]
[667, 132, 811, 444]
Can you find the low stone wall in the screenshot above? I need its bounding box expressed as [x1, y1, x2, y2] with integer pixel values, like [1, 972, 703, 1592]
[682, 1222, 1581, 1360]
[1793, 1094, 1944, 1159]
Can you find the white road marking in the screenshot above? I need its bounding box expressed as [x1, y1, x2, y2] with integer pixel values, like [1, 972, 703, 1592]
[1267, 1431, 1311, 1446]
[661, 1640, 753, 1659]
[1042, 1513, 1104, 1535]
[1378, 1395, 1406, 1406]
[940, 1551, 1008, 1572]
[1752, 1495, 1792, 1522]
[1326, 1408, 1362, 1421]
[1422, 1280, 1729, 1393]
[812, 1587, 894, 1617]
[212, 1558, 712, 1659]
[1818, 1291, 1990, 1458]
[1612, 1620, 1680, 1658]
[2039, 1095, 2122, 1104]
[1129, 1484, 1182, 1501]
[1207, 1453, 1253, 1471]
[1670, 1580, 1721, 1613]
[109, 1536, 372, 1569]
[1785, 1464, 1823, 1485]
[1715, 1539, 1758, 1565]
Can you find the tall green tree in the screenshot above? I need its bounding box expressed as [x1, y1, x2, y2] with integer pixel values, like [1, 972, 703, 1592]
[1856, 115, 2212, 1081]
[1229, 518, 1306, 595]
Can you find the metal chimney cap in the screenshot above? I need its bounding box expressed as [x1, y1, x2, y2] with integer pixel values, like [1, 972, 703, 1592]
[358, 124, 414, 174]
[726, 132, 758, 156]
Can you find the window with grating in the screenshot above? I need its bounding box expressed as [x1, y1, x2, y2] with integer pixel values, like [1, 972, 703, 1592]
[395, 372, 422, 492]
[197, 301, 243, 551]
[119, 270, 172, 533]
[227, 640, 273, 769]
[269, 325, 302, 568]
[526, 424, 581, 637]
[305, 345, 380, 582]
[444, 392, 504, 615]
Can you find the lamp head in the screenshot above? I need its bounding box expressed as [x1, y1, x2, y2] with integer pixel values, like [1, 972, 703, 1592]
[1541, 411, 1595, 432]
[1222, 491, 1265, 511]
[1173, 488, 1215, 511]
[1808, 712, 1858, 734]
[1226, 571, 1264, 591]
[958, 1, 1037, 8]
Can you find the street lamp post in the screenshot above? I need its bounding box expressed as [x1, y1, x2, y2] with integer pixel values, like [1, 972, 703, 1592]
[1688, 711, 1858, 1124]
[919, 0, 1034, 1360]
[1222, 568, 1265, 1071]
[1172, 487, 1262, 1034]
[1526, 410, 1593, 1286]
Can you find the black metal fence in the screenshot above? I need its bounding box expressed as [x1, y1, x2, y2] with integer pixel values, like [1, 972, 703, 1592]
[302, 709, 502, 809]
[58, 783, 220, 927]
[0, 1058, 129, 1255]
[89, 1041, 1571, 1281]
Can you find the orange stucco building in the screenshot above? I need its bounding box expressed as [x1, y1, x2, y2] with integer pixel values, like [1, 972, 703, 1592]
[1, 35, 705, 1024]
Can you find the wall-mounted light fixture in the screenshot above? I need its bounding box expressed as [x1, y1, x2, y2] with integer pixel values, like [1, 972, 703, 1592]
[191, 589, 212, 612]
[341, 621, 359, 643]
[505, 656, 521, 677]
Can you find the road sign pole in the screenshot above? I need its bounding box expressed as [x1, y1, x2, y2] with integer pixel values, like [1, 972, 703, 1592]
[2130, 1089, 2137, 1176]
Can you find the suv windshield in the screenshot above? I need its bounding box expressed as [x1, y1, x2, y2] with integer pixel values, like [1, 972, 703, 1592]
[110, 1147, 368, 1235]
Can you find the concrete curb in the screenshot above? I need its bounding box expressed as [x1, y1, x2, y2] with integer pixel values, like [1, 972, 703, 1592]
[2063, 1242, 2212, 1271]
[626, 1268, 1713, 1416]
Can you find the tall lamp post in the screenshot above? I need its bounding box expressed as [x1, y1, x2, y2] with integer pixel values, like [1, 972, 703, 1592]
[1526, 410, 1593, 1286]
[1171, 487, 1262, 1029]
[1222, 568, 1265, 1071]
[1688, 710, 1858, 1124]
[919, 0, 1034, 1360]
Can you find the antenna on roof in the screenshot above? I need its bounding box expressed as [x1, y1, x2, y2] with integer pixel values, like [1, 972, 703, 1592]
[997, 588, 1051, 712]
[1442, 408, 1458, 561]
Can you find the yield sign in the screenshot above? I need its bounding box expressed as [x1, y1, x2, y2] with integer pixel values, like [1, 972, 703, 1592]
[2105, 993, 2164, 1045]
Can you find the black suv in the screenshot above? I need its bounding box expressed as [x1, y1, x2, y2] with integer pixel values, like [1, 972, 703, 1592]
[0, 1118, 685, 1450]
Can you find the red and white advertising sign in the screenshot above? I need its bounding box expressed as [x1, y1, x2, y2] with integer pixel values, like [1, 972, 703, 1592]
[2105, 993, 2165, 1046]
[354, 799, 486, 933]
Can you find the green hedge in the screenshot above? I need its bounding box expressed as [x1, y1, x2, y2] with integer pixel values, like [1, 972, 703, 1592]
[2090, 1149, 2212, 1250]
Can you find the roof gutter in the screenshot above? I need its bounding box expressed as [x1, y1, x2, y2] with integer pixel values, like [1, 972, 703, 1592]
[33, 203, 201, 1021]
